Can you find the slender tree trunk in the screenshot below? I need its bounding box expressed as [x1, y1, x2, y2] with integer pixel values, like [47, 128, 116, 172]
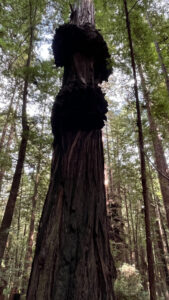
[140, 246, 148, 291]
[123, 188, 133, 264]
[153, 223, 169, 300]
[105, 124, 113, 198]
[154, 211, 169, 295]
[123, 0, 157, 299]
[128, 192, 140, 268]
[134, 207, 140, 270]
[107, 126, 125, 261]
[146, 14, 169, 97]
[138, 64, 169, 229]
[22, 102, 46, 294]
[21, 161, 41, 294]
[158, 204, 169, 253]
[27, 0, 116, 299]
[0, 1, 35, 265]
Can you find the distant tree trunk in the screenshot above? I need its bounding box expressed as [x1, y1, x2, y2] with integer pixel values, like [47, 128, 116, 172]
[123, 188, 133, 264]
[148, 168, 169, 297]
[0, 2, 35, 265]
[146, 14, 169, 97]
[21, 159, 41, 294]
[140, 246, 148, 291]
[27, 0, 116, 299]
[158, 203, 169, 253]
[105, 124, 124, 260]
[138, 64, 169, 229]
[123, 0, 157, 299]
[128, 191, 139, 268]
[154, 209, 169, 295]
[106, 124, 126, 262]
[105, 123, 113, 198]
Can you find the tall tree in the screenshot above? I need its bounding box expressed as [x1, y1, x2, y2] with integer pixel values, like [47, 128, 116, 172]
[138, 64, 169, 229]
[123, 0, 157, 299]
[27, 0, 116, 299]
[0, 0, 37, 265]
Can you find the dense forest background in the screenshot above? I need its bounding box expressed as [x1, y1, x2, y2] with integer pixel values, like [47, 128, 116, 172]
[0, 0, 169, 299]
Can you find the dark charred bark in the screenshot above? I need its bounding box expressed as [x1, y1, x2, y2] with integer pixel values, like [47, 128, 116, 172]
[0, 1, 35, 265]
[27, 0, 115, 299]
[123, 0, 157, 299]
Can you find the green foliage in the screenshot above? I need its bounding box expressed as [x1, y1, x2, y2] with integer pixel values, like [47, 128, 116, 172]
[114, 264, 149, 300]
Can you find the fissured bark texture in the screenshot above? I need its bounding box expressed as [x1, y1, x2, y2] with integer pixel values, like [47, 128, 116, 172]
[27, 131, 116, 299]
[27, 1, 116, 298]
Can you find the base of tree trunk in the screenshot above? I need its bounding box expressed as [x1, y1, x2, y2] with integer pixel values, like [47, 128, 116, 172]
[27, 130, 116, 300]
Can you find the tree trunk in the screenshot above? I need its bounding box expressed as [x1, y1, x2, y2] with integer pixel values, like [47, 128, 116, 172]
[105, 125, 125, 260]
[105, 123, 113, 198]
[138, 64, 169, 229]
[158, 203, 169, 254]
[0, 2, 35, 265]
[21, 160, 41, 294]
[154, 212, 169, 295]
[27, 0, 116, 299]
[128, 190, 139, 268]
[27, 131, 115, 300]
[123, 188, 133, 264]
[123, 0, 157, 299]
[140, 246, 148, 291]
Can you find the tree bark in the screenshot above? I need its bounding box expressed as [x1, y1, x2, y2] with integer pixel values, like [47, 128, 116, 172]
[140, 246, 148, 291]
[27, 131, 115, 300]
[138, 64, 169, 229]
[27, 0, 116, 299]
[123, 0, 157, 299]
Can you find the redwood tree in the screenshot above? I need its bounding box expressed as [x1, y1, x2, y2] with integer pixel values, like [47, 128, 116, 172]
[123, 0, 157, 299]
[0, 1, 34, 264]
[27, 0, 116, 299]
